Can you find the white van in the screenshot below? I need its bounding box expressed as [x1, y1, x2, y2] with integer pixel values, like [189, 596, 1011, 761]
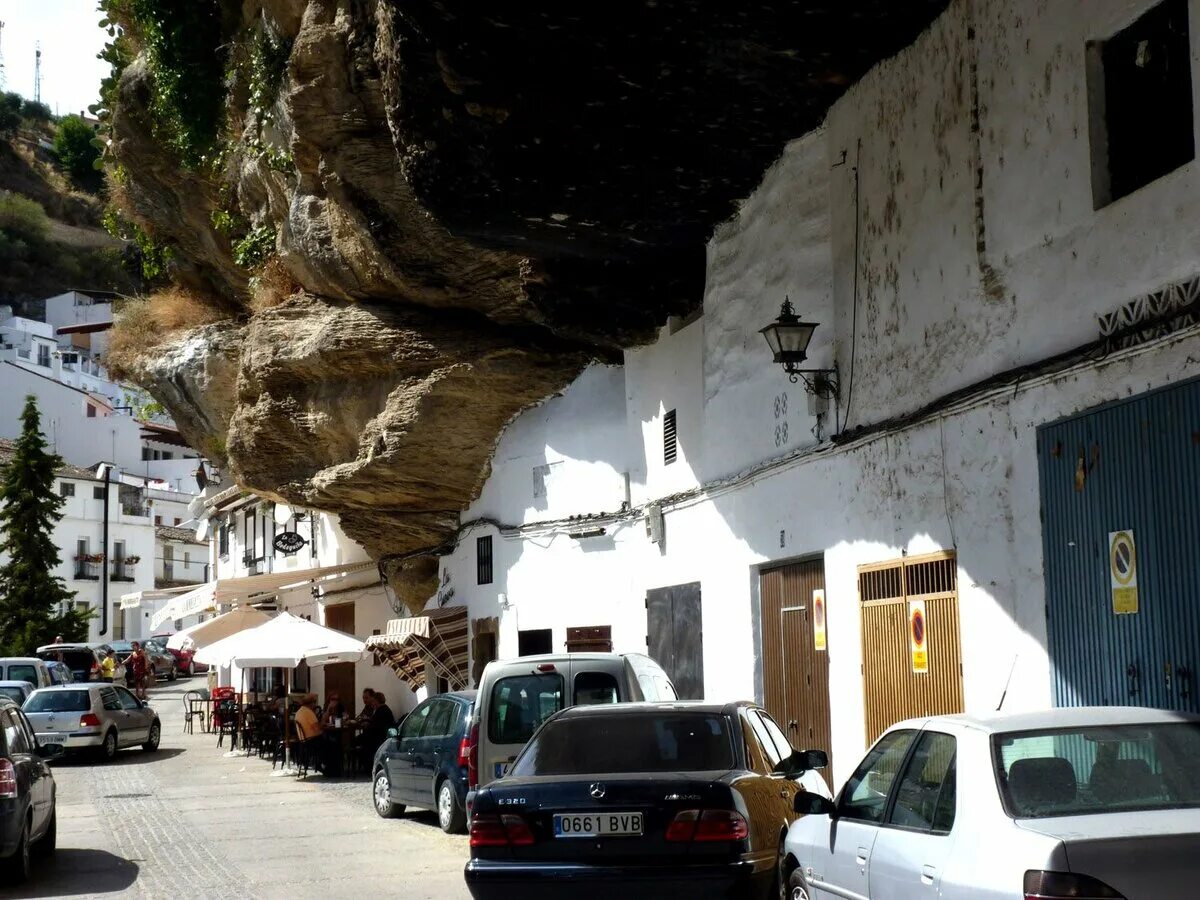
[467, 652, 676, 790]
[0, 658, 54, 690]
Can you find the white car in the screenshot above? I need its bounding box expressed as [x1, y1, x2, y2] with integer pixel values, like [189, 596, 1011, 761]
[782, 706, 1200, 900]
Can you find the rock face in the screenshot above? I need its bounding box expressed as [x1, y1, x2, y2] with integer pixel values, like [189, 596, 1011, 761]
[107, 0, 949, 609]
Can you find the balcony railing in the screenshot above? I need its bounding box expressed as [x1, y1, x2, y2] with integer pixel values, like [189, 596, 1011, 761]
[120, 502, 151, 518]
[111, 560, 138, 582]
[73, 561, 100, 581]
[242, 553, 266, 576]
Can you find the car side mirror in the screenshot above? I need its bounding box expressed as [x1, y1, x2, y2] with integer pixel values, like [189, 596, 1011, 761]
[772, 748, 830, 777]
[794, 790, 836, 817]
[37, 742, 65, 760]
[386, 727, 398, 739]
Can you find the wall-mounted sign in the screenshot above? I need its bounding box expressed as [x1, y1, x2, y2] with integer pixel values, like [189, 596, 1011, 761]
[273, 531, 308, 555]
[909, 599, 929, 674]
[1109, 529, 1139, 615]
[812, 589, 827, 652]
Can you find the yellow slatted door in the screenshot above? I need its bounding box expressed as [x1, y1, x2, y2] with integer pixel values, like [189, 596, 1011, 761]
[859, 552, 964, 744]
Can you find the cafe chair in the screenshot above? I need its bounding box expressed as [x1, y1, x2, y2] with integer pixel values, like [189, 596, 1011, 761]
[183, 690, 206, 734]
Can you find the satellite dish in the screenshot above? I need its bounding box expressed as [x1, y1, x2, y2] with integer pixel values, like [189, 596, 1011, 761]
[195, 518, 210, 541]
[273, 503, 294, 525]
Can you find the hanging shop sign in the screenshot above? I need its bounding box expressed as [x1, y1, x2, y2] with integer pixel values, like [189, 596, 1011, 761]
[812, 589, 827, 652]
[1109, 529, 1139, 615]
[273, 531, 308, 555]
[909, 599, 929, 674]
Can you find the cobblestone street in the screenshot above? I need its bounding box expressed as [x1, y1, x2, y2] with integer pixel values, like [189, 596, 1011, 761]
[1, 682, 470, 900]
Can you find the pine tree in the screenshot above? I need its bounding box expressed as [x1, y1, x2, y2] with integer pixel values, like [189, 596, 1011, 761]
[0, 395, 90, 654]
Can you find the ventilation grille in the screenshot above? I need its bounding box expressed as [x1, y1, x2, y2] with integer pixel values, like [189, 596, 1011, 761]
[476, 535, 493, 585]
[663, 409, 678, 465]
[858, 553, 957, 603]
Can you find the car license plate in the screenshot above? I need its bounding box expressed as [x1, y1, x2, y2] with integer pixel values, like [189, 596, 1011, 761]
[554, 812, 643, 838]
[494, 762, 510, 778]
[37, 734, 65, 745]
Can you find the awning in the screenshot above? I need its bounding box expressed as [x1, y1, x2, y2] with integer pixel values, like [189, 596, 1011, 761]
[120, 584, 196, 611]
[194, 612, 364, 668]
[365, 606, 469, 691]
[150, 583, 217, 630]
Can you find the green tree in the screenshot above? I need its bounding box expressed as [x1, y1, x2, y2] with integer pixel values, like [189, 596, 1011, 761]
[0, 396, 90, 654]
[53, 115, 102, 188]
[0, 93, 22, 137]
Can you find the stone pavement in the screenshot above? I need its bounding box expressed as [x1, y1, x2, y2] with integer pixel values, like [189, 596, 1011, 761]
[1, 681, 470, 900]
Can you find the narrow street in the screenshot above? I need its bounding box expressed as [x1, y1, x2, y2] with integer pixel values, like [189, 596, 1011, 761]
[2, 681, 470, 900]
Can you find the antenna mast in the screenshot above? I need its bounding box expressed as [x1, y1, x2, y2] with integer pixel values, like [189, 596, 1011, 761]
[34, 41, 42, 103]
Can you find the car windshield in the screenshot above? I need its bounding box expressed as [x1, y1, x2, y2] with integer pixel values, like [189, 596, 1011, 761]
[511, 712, 734, 776]
[0, 687, 25, 704]
[488, 673, 564, 745]
[25, 690, 92, 713]
[995, 722, 1200, 818]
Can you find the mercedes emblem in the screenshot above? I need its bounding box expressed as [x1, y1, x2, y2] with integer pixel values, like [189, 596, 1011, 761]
[588, 782, 606, 799]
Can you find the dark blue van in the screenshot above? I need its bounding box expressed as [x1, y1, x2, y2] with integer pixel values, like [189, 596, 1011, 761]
[371, 690, 476, 833]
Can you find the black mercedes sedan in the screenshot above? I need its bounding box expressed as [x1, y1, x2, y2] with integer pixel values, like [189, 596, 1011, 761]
[463, 701, 831, 900]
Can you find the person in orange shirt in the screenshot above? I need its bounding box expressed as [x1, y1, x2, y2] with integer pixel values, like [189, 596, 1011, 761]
[295, 693, 323, 740]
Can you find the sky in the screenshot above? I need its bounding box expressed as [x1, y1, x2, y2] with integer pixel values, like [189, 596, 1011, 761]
[0, 0, 110, 117]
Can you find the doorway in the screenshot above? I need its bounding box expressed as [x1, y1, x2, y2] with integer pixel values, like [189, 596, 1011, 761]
[323, 602, 356, 712]
[646, 582, 704, 700]
[759, 559, 833, 782]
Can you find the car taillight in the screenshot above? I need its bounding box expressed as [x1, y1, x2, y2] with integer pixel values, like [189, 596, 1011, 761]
[469, 813, 535, 848]
[665, 809, 749, 842]
[80, 713, 101, 728]
[1024, 870, 1127, 900]
[458, 736, 471, 769]
[467, 721, 479, 789]
[0, 760, 16, 799]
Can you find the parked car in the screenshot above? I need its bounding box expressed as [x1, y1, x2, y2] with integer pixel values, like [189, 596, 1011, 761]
[464, 700, 830, 899]
[44, 663, 73, 686]
[106, 641, 176, 682]
[22, 685, 161, 761]
[373, 690, 477, 833]
[470, 653, 677, 791]
[0, 660, 53, 691]
[35, 644, 108, 683]
[0, 694, 61, 884]
[151, 633, 206, 676]
[0, 683, 35, 706]
[782, 706, 1200, 900]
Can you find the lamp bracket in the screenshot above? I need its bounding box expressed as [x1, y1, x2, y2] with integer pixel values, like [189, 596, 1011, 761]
[784, 363, 840, 400]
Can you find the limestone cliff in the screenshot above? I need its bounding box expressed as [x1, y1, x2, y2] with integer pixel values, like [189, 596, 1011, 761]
[104, 0, 948, 609]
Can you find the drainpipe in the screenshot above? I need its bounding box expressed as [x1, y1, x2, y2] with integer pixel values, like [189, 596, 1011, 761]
[99, 465, 112, 637]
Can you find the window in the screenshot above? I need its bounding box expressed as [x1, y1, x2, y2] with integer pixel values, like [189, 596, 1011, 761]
[663, 408, 678, 465]
[162, 451, 174, 460]
[400, 702, 432, 741]
[476, 535, 493, 585]
[93, 486, 105, 500]
[113, 540, 125, 562]
[115, 687, 141, 710]
[24, 690, 90, 713]
[423, 700, 455, 738]
[218, 521, 229, 558]
[37, 343, 50, 367]
[6, 664, 38, 686]
[155, 515, 162, 525]
[488, 673, 564, 745]
[174, 517, 182, 526]
[1088, 0, 1194, 207]
[517, 628, 553, 657]
[99, 687, 123, 712]
[758, 711, 796, 763]
[1, 710, 30, 755]
[511, 712, 733, 777]
[184, 551, 191, 566]
[566, 625, 613, 653]
[574, 671, 619, 706]
[86, 404, 96, 418]
[839, 729, 918, 823]
[994, 722, 1200, 818]
[59, 481, 75, 498]
[142, 447, 152, 461]
[888, 731, 957, 832]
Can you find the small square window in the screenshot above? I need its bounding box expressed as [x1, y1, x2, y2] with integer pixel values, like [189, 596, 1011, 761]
[1088, 0, 1195, 207]
[59, 482, 75, 498]
[93, 486, 105, 500]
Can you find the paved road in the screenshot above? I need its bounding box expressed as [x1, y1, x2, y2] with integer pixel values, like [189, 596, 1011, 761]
[1, 681, 470, 900]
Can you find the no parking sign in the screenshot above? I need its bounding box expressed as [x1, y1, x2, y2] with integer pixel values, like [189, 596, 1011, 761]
[909, 599, 929, 674]
[1109, 530, 1139, 615]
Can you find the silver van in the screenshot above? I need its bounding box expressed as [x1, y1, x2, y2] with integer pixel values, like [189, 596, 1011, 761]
[0, 659, 53, 690]
[467, 652, 676, 791]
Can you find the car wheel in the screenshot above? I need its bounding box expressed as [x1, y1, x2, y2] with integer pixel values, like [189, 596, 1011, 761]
[100, 728, 118, 762]
[787, 869, 811, 900]
[143, 721, 161, 753]
[1, 819, 30, 884]
[373, 769, 403, 819]
[33, 809, 55, 857]
[437, 778, 466, 833]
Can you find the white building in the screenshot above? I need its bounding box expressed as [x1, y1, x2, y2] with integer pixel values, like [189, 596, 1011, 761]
[432, 0, 1200, 787]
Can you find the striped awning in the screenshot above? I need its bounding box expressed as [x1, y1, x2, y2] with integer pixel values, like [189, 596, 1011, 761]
[365, 606, 469, 691]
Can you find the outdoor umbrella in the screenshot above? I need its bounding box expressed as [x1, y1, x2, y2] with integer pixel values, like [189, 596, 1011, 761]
[167, 607, 273, 651]
[194, 611, 365, 668]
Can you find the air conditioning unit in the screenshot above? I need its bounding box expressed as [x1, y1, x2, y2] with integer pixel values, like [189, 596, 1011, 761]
[645, 503, 664, 545]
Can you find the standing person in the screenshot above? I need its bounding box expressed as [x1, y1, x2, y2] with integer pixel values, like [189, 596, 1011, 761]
[99, 649, 116, 683]
[124, 642, 150, 700]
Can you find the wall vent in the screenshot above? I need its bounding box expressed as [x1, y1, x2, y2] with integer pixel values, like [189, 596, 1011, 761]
[476, 535, 493, 585]
[663, 409, 678, 465]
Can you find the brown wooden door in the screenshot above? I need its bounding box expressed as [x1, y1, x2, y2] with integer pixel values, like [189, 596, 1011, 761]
[323, 602, 356, 712]
[760, 559, 833, 785]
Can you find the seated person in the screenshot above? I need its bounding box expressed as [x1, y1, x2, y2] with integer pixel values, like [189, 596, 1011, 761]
[370, 691, 396, 736]
[355, 689, 395, 768]
[355, 688, 376, 724]
[295, 693, 323, 740]
[320, 691, 346, 727]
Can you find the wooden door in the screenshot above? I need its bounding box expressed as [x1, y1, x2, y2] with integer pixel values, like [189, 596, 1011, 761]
[859, 552, 963, 744]
[323, 602, 356, 712]
[646, 582, 704, 700]
[760, 559, 833, 784]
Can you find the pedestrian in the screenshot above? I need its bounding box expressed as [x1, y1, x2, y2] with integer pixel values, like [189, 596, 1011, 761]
[124, 642, 150, 700]
[99, 649, 116, 683]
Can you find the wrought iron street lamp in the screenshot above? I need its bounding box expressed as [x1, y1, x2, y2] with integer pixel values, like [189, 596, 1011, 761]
[759, 297, 839, 399]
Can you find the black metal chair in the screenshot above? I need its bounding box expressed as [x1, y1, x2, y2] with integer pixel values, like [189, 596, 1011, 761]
[215, 700, 240, 749]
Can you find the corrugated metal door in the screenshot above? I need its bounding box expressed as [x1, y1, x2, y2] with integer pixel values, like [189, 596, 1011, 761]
[1038, 378, 1200, 712]
[859, 553, 963, 744]
[760, 559, 833, 783]
[646, 583, 704, 700]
